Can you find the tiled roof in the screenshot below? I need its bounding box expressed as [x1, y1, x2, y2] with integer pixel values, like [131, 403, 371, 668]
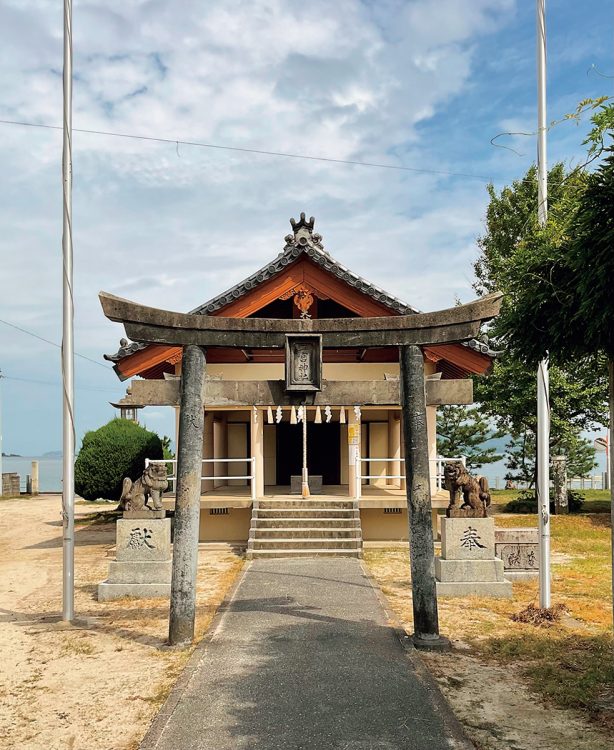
[104, 214, 498, 363]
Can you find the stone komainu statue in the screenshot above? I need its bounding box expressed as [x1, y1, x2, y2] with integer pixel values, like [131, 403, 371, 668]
[120, 462, 168, 513]
[443, 461, 491, 518]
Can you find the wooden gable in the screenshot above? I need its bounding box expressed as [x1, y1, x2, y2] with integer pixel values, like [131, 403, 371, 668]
[113, 255, 492, 380]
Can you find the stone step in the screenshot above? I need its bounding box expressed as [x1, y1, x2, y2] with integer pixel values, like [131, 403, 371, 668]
[253, 518, 361, 529]
[251, 527, 360, 539]
[247, 548, 362, 559]
[251, 537, 362, 550]
[255, 509, 359, 519]
[258, 500, 355, 510]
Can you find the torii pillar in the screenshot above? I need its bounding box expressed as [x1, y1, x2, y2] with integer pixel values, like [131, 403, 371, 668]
[168, 345, 206, 646]
[400, 345, 447, 649]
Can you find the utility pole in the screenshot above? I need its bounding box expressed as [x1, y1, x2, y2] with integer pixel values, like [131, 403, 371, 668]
[536, 0, 551, 609]
[62, 0, 75, 622]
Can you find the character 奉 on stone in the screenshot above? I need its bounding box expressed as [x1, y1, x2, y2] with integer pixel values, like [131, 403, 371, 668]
[444, 461, 491, 518]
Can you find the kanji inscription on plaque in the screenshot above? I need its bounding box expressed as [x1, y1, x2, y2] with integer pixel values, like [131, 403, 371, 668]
[285, 335, 322, 392]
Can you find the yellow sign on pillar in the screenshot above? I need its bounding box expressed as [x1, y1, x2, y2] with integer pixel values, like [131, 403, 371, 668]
[348, 424, 360, 445]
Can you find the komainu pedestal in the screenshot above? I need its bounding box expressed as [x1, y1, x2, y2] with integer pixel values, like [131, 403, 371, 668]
[436, 517, 512, 598]
[98, 514, 172, 601]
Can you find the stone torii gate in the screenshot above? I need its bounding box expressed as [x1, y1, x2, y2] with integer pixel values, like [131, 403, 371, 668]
[99, 290, 502, 648]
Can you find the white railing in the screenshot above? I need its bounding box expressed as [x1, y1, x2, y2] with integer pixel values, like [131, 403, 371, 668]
[567, 475, 604, 490]
[146, 457, 257, 500]
[354, 455, 466, 500]
[495, 474, 607, 491]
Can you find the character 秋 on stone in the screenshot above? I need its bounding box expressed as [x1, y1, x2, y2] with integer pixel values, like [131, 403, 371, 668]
[127, 527, 155, 550]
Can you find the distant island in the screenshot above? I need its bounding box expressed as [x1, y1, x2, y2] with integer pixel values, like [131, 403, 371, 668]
[1, 452, 22, 457]
[41, 451, 62, 459]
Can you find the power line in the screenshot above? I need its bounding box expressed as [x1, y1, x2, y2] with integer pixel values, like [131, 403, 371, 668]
[3, 374, 120, 393]
[0, 317, 110, 369]
[0, 117, 491, 181]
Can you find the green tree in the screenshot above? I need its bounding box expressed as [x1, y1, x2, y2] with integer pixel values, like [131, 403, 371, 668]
[436, 405, 504, 470]
[75, 419, 163, 501]
[481, 126, 613, 626]
[472, 161, 607, 481]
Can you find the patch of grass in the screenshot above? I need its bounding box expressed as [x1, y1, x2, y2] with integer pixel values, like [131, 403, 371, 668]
[490, 489, 519, 498]
[491, 489, 611, 514]
[363, 512, 613, 728]
[482, 633, 614, 726]
[580, 499, 612, 513]
[75, 510, 120, 526]
[61, 637, 97, 656]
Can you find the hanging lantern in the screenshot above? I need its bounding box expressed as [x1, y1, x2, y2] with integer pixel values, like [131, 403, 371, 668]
[324, 405, 332, 423]
[290, 406, 297, 424]
[339, 406, 346, 424]
[267, 406, 274, 424]
[275, 406, 283, 423]
[354, 405, 361, 421]
[314, 405, 322, 424]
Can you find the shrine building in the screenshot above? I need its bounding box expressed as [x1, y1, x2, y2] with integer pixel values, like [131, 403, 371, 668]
[105, 214, 495, 551]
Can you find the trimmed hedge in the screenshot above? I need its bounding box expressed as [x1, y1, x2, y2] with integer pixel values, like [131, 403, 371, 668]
[504, 489, 584, 514]
[75, 419, 163, 501]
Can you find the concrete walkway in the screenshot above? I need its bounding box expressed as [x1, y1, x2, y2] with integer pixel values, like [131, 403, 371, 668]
[141, 558, 472, 750]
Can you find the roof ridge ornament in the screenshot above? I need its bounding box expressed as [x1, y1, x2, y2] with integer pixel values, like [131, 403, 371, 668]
[285, 212, 325, 251]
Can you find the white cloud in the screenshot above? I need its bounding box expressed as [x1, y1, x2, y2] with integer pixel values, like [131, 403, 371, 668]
[1, 0, 523, 452]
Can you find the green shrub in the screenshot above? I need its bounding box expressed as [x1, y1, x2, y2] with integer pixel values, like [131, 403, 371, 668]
[504, 489, 584, 514]
[75, 419, 163, 501]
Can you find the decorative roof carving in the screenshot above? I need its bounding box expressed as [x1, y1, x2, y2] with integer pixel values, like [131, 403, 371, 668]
[105, 337, 145, 363]
[280, 283, 316, 319]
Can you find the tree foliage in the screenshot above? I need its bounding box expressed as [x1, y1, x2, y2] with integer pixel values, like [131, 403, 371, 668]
[75, 419, 163, 501]
[472, 154, 609, 480]
[436, 406, 504, 470]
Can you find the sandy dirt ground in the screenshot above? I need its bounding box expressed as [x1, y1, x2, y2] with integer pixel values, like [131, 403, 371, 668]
[0, 495, 244, 750]
[364, 544, 613, 750]
[420, 650, 613, 750]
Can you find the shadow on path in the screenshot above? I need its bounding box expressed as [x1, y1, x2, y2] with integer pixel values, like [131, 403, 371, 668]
[140, 558, 472, 750]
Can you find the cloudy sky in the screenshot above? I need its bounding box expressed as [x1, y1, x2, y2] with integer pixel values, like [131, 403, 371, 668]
[0, 0, 611, 456]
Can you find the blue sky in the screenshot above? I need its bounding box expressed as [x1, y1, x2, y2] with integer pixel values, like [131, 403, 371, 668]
[0, 0, 612, 456]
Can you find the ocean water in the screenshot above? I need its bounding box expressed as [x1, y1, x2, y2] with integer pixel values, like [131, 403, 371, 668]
[2, 450, 608, 494]
[2, 457, 63, 492]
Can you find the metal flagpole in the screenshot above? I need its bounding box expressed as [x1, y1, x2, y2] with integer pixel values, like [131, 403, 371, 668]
[536, 0, 551, 609]
[62, 0, 75, 622]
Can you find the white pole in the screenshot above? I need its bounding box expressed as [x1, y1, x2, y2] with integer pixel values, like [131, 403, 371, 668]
[536, 0, 551, 609]
[62, 0, 75, 622]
